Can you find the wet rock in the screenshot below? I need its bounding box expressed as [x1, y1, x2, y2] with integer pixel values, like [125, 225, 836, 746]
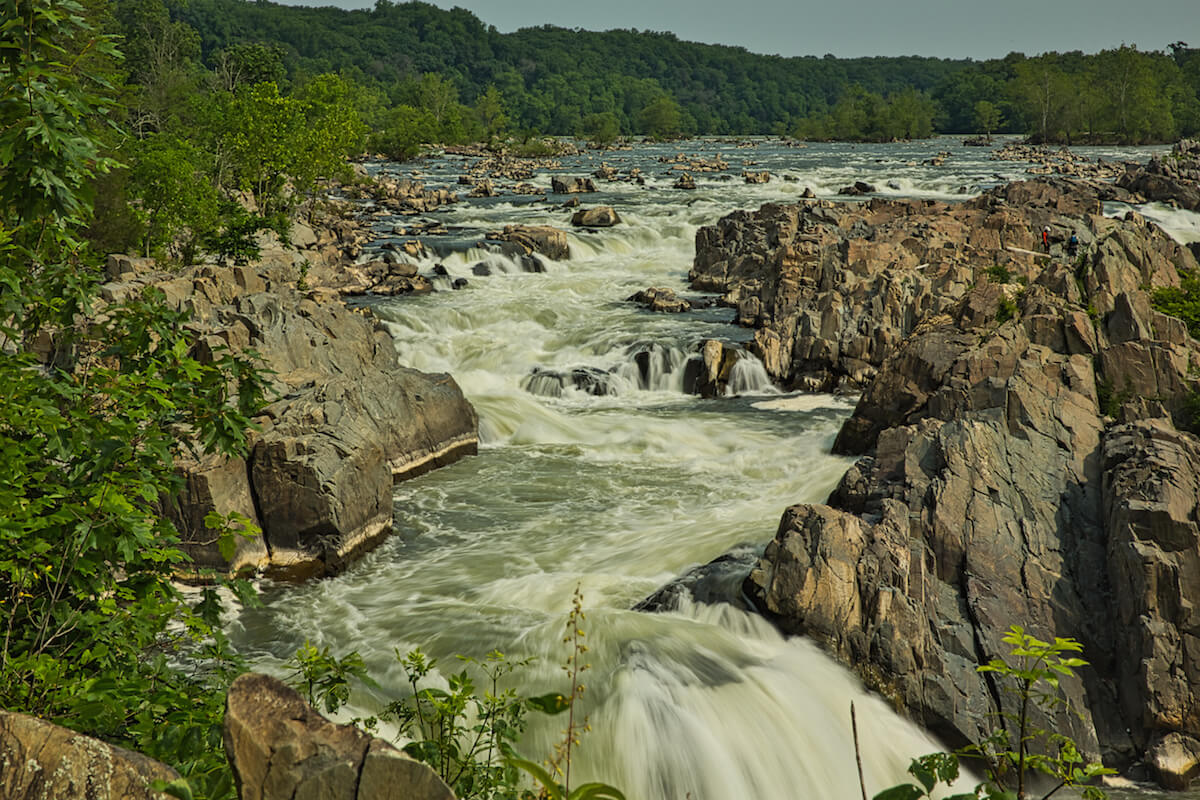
[571, 206, 622, 228]
[451, 277, 468, 290]
[0, 709, 179, 799]
[551, 176, 597, 194]
[472, 262, 492, 276]
[838, 181, 877, 195]
[743, 170, 771, 184]
[1117, 140, 1200, 212]
[635, 545, 761, 611]
[486, 224, 570, 261]
[674, 173, 696, 190]
[225, 673, 454, 800]
[627, 287, 691, 313]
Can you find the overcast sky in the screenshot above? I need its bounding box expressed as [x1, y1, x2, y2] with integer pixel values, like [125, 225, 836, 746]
[276, 0, 1199, 60]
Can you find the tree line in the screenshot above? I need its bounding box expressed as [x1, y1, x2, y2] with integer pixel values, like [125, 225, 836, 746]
[159, 0, 1200, 145]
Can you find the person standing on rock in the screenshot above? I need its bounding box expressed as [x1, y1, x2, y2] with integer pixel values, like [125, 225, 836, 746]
[1042, 226, 1051, 252]
[1067, 232, 1079, 259]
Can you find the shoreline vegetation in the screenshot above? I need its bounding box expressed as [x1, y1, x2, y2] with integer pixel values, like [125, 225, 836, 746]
[3, 0, 1200, 798]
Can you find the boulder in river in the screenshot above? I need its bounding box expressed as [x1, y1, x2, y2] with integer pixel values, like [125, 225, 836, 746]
[486, 224, 570, 261]
[551, 176, 597, 194]
[103, 257, 481, 581]
[571, 206, 622, 228]
[627, 286, 691, 313]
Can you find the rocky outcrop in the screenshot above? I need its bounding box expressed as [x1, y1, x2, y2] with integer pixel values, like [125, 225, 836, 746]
[627, 287, 691, 313]
[225, 673, 454, 800]
[104, 255, 479, 580]
[486, 225, 570, 261]
[690, 179, 1191, 394]
[571, 206, 621, 228]
[551, 176, 597, 194]
[1117, 139, 1200, 211]
[729, 178, 1200, 784]
[0, 710, 179, 799]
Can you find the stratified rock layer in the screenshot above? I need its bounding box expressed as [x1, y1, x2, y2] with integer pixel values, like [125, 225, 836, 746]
[224, 673, 455, 800]
[699, 177, 1200, 786]
[106, 253, 478, 580]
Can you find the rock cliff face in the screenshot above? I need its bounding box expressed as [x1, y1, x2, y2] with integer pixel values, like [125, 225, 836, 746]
[105, 243, 478, 580]
[696, 178, 1200, 786]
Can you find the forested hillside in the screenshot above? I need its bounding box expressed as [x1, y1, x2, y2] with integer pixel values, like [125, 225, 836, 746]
[162, 0, 1200, 144]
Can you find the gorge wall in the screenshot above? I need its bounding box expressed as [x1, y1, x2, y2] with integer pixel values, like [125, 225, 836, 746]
[690, 173, 1200, 787]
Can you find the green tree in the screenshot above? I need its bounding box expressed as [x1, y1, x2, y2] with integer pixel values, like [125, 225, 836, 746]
[580, 111, 620, 146]
[0, 4, 267, 799]
[637, 94, 682, 138]
[974, 100, 1002, 139]
[128, 133, 219, 261]
[475, 84, 507, 138]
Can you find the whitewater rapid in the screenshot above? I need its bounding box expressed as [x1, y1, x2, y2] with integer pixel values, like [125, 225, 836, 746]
[228, 137, 1198, 800]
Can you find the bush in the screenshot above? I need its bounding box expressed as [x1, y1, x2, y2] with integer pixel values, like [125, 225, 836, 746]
[1151, 268, 1200, 339]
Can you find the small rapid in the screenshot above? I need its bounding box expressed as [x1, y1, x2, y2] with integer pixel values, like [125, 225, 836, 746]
[229, 138, 1198, 799]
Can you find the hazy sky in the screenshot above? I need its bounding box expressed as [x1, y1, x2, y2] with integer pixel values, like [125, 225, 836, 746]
[278, 0, 1200, 60]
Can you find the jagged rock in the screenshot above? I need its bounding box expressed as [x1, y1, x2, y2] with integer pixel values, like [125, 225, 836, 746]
[0, 710, 179, 799]
[1116, 140, 1200, 211]
[551, 176, 596, 194]
[486, 225, 570, 260]
[693, 339, 740, 398]
[99, 260, 482, 581]
[224, 673, 455, 800]
[690, 180, 1197, 393]
[627, 287, 690, 313]
[733, 176, 1200, 783]
[1106, 420, 1200, 780]
[571, 206, 621, 228]
[673, 173, 696, 190]
[743, 170, 771, 184]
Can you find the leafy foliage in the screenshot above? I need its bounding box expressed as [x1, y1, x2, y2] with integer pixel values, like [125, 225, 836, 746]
[0, 3, 267, 798]
[1151, 268, 1200, 340]
[872, 626, 1113, 800]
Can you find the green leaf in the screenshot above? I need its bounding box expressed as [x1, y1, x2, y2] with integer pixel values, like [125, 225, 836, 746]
[873, 784, 926, 800]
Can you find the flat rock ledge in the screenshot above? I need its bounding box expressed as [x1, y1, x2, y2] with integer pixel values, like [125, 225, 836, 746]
[225, 673, 455, 800]
[0, 710, 179, 800]
[700, 175, 1200, 788]
[105, 237, 479, 581]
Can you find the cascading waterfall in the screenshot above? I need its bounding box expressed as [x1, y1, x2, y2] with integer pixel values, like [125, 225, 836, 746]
[232, 139, 1195, 800]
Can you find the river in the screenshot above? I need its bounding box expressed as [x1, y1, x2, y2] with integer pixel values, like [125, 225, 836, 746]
[228, 137, 1189, 799]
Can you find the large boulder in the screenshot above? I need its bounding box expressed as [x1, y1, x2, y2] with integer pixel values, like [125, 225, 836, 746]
[571, 206, 621, 228]
[551, 176, 596, 194]
[107, 260, 480, 580]
[0, 710, 179, 799]
[486, 224, 570, 261]
[224, 673, 455, 800]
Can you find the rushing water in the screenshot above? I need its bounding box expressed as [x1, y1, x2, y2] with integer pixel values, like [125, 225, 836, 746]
[229, 137, 1194, 799]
